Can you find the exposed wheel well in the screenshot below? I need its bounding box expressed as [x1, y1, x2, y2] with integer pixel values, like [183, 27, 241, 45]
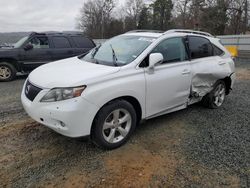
[0, 58, 20, 72]
[222, 76, 232, 95]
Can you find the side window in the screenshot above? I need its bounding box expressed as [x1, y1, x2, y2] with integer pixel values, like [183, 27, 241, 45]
[213, 44, 224, 56]
[152, 37, 188, 64]
[72, 36, 95, 48]
[29, 36, 49, 49]
[189, 36, 213, 59]
[52, 37, 71, 48]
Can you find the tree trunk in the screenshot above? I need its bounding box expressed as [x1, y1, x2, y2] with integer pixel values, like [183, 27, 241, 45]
[243, 0, 248, 34]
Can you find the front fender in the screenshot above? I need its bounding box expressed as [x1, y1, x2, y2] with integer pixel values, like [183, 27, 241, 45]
[81, 69, 146, 119]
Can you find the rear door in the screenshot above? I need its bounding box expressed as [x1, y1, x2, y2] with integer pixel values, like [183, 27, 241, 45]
[188, 36, 227, 96]
[145, 37, 192, 117]
[22, 35, 52, 71]
[50, 36, 75, 60]
[70, 36, 96, 56]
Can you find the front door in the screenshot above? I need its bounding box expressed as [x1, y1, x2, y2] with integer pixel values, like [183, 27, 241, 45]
[22, 36, 52, 71]
[145, 37, 192, 117]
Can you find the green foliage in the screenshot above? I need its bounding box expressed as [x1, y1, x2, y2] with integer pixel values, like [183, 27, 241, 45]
[138, 7, 152, 29]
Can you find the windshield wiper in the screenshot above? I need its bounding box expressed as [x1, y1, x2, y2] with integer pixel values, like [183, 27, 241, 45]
[110, 44, 118, 67]
[91, 44, 101, 59]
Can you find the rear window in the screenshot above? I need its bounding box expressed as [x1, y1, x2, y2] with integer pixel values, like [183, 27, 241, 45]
[189, 36, 213, 59]
[72, 36, 95, 48]
[52, 36, 71, 48]
[213, 44, 224, 56]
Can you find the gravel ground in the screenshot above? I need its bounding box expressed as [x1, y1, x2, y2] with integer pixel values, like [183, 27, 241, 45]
[0, 60, 249, 187]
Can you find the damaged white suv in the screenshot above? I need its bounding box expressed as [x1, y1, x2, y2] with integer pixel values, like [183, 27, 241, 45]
[21, 30, 235, 149]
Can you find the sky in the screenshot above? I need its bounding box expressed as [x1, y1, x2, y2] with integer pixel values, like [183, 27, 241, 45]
[0, 0, 128, 32]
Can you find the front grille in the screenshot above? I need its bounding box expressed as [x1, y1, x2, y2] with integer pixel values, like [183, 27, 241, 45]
[25, 81, 42, 101]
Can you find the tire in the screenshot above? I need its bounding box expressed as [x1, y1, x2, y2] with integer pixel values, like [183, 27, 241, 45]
[91, 100, 137, 150]
[202, 80, 226, 109]
[0, 62, 17, 82]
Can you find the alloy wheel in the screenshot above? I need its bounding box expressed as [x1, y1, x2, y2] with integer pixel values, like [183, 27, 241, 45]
[0, 66, 11, 79]
[213, 83, 226, 107]
[102, 108, 132, 144]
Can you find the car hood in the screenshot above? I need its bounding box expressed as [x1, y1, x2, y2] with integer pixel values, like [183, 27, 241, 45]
[29, 56, 121, 88]
[0, 48, 18, 57]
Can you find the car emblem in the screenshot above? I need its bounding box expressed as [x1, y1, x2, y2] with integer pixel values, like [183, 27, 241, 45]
[25, 84, 31, 95]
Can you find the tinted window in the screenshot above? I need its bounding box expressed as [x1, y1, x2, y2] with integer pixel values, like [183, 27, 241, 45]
[72, 36, 95, 48]
[213, 44, 224, 56]
[152, 37, 188, 63]
[52, 37, 71, 48]
[29, 36, 49, 49]
[189, 36, 213, 59]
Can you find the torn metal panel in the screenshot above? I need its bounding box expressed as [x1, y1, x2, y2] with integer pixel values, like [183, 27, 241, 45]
[192, 73, 226, 97]
[190, 56, 234, 98]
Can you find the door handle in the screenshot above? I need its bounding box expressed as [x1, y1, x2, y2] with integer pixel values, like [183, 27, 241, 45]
[182, 69, 191, 75]
[218, 61, 226, 65]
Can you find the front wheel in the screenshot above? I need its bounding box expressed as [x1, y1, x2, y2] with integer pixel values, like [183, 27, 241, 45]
[202, 80, 226, 109]
[91, 100, 137, 150]
[0, 62, 17, 82]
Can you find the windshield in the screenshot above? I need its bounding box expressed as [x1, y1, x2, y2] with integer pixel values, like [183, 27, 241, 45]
[14, 36, 28, 48]
[82, 35, 156, 66]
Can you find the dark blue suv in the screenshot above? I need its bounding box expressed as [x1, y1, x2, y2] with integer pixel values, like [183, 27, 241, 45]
[0, 32, 96, 81]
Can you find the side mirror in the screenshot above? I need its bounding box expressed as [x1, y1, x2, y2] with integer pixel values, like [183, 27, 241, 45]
[148, 53, 163, 69]
[24, 44, 33, 51]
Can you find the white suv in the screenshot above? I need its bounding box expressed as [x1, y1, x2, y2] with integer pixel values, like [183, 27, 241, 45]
[21, 30, 235, 149]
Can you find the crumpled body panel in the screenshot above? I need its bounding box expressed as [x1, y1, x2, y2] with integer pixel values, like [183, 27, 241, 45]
[190, 56, 235, 97]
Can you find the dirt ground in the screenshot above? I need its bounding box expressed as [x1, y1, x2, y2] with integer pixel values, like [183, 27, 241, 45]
[0, 61, 250, 188]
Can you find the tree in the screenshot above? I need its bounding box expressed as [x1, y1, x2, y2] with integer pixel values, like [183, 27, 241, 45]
[198, 0, 230, 35]
[176, 0, 192, 28]
[125, 0, 144, 27]
[138, 6, 152, 29]
[243, 0, 248, 33]
[152, 0, 174, 30]
[227, 0, 248, 34]
[77, 0, 250, 37]
[78, 0, 115, 38]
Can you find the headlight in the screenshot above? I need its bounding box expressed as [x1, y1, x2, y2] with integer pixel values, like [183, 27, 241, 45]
[40, 86, 86, 102]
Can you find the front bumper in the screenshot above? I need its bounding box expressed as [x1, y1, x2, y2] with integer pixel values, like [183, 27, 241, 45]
[21, 84, 99, 138]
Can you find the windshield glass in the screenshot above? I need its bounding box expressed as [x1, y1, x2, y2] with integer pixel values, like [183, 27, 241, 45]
[14, 36, 28, 48]
[82, 35, 156, 66]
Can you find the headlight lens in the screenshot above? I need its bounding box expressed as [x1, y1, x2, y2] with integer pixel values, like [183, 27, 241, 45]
[40, 86, 86, 102]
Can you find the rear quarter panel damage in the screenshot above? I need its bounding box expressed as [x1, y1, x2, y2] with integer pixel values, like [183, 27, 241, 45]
[190, 56, 235, 97]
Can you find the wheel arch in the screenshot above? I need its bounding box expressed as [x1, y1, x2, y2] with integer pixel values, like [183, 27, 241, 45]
[222, 76, 232, 95]
[0, 58, 20, 72]
[90, 95, 143, 136]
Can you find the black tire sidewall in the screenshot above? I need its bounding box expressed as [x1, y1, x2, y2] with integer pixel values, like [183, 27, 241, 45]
[0, 62, 16, 82]
[92, 100, 137, 150]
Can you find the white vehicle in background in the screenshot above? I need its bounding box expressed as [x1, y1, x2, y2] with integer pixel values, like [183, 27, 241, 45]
[21, 29, 235, 149]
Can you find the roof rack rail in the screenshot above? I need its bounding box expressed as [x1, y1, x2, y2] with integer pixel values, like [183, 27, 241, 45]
[165, 29, 213, 37]
[29, 31, 83, 36]
[126, 30, 164, 33]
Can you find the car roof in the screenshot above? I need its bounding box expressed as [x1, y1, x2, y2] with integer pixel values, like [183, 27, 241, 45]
[123, 29, 214, 39]
[124, 32, 163, 38]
